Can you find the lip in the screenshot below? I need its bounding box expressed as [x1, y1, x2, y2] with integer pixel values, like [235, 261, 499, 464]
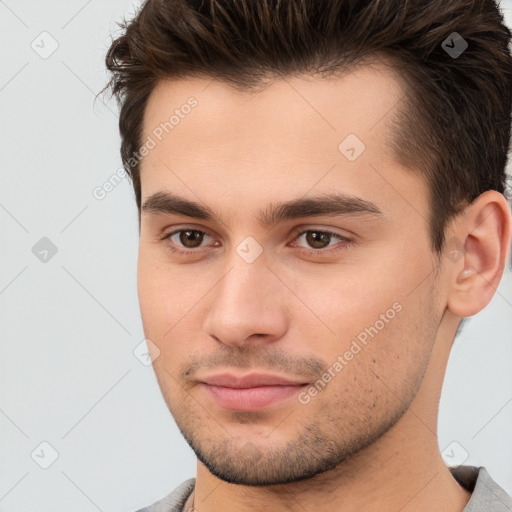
[200, 372, 308, 388]
[198, 373, 309, 411]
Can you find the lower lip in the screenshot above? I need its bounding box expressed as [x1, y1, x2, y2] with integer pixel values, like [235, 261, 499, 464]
[200, 383, 307, 411]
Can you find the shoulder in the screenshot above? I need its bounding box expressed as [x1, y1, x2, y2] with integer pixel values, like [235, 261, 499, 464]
[133, 478, 195, 512]
[451, 465, 512, 511]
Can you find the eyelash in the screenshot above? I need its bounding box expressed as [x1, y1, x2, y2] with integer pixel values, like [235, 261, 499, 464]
[160, 227, 354, 257]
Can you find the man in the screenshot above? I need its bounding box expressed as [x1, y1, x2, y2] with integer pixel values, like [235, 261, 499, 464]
[99, 0, 512, 510]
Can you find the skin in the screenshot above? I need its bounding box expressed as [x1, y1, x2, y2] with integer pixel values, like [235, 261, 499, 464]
[136, 64, 511, 512]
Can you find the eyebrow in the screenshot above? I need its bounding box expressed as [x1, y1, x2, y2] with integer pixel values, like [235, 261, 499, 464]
[141, 191, 385, 226]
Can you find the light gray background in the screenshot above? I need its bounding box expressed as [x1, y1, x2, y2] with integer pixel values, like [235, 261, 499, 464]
[0, 1, 511, 511]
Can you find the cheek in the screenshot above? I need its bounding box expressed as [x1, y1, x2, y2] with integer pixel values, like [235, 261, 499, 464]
[137, 248, 179, 345]
[137, 251, 161, 329]
[288, 265, 434, 388]
[137, 249, 215, 366]
[137, 247, 198, 326]
[285, 266, 401, 339]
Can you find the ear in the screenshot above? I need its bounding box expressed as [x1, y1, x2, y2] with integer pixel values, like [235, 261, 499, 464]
[446, 190, 512, 318]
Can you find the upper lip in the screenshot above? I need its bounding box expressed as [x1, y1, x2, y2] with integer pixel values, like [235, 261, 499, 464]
[199, 373, 308, 388]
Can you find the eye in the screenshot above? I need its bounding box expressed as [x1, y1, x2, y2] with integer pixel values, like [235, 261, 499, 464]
[291, 229, 353, 254]
[160, 227, 353, 256]
[161, 228, 217, 254]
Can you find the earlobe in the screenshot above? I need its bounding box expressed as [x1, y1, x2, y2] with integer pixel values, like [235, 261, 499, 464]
[446, 190, 512, 318]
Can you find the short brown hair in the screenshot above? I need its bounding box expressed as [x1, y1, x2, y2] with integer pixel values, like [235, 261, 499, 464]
[98, 0, 512, 254]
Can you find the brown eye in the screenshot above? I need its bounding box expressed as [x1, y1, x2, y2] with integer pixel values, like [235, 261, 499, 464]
[304, 231, 332, 249]
[291, 228, 354, 256]
[178, 230, 204, 248]
[161, 228, 217, 255]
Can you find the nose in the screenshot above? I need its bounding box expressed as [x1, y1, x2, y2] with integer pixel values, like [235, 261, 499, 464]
[202, 255, 289, 348]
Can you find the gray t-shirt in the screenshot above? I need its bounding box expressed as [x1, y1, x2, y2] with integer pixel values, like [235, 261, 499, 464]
[134, 465, 512, 512]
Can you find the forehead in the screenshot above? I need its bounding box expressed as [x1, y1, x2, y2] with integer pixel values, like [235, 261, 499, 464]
[142, 63, 405, 151]
[138, 64, 427, 226]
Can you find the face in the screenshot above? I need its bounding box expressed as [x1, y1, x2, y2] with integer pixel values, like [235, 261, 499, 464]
[137, 65, 445, 485]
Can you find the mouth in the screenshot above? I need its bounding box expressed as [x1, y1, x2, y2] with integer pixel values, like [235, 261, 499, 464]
[197, 372, 310, 411]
